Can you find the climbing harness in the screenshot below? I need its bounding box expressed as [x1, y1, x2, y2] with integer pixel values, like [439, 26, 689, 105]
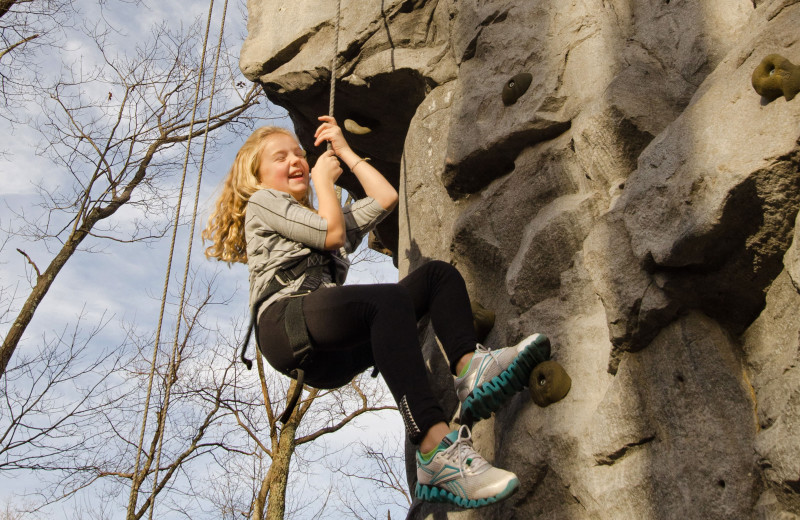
[238, 250, 344, 423]
[239, 251, 333, 368]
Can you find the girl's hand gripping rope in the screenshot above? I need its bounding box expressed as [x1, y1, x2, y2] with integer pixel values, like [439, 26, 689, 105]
[310, 150, 343, 187]
[314, 115, 352, 156]
[314, 114, 398, 212]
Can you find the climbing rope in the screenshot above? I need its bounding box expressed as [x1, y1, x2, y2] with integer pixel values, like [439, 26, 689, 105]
[148, 1, 230, 515]
[128, 0, 223, 517]
[330, 0, 343, 205]
[276, 0, 344, 427]
[327, 0, 341, 153]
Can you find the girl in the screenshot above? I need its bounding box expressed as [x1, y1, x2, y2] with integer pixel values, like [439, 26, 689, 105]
[203, 116, 549, 508]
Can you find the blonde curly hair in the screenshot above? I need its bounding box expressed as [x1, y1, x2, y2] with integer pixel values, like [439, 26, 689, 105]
[202, 126, 313, 264]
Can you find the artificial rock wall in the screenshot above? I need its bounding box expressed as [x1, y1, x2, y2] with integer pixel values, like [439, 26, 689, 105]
[241, 1, 800, 518]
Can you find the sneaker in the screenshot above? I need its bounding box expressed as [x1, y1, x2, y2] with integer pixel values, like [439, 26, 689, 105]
[415, 425, 518, 508]
[456, 333, 550, 424]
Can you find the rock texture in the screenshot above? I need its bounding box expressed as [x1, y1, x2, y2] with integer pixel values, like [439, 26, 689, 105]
[241, 0, 800, 517]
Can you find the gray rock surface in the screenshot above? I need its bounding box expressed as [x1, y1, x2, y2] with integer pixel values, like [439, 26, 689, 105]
[242, 0, 800, 517]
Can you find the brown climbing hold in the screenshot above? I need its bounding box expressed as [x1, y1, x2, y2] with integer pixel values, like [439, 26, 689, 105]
[344, 118, 372, 135]
[529, 360, 571, 407]
[368, 231, 392, 257]
[752, 54, 800, 101]
[470, 301, 495, 343]
[502, 73, 533, 106]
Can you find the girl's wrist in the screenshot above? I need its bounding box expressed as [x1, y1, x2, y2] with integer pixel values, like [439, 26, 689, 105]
[349, 157, 370, 171]
[338, 147, 358, 164]
[313, 178, 337, 192]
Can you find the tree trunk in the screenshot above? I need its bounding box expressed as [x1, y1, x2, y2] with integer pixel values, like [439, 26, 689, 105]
[0, 0, 19, 19]
[0, 140, 160, 377]
[265, 421, 298, 520]
[0, 93, 255, 377]
[1, 233, 86, 375]
[251, 470, 271, 520]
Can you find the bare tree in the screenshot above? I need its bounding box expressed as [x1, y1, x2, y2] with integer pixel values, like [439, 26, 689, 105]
[2, 269, 242, 519]
[328, 434, 411, 519]
[119, 275, 237, 520]
[0, 310, 127, 474]
[1, 497, 42, 520]
[0, 0, 77, 117]
[211, 350, 397, 520]
[0, 16, 263, 376]
[1, 6, 405, 519]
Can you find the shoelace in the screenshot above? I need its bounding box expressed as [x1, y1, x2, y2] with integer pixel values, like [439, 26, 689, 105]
[474, 344, 503, 370]
[450, 429, 489, 477]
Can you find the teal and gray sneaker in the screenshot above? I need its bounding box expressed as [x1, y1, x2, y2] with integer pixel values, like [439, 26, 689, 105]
[415, 425, 518, 508]
[455, 333, 550, 424]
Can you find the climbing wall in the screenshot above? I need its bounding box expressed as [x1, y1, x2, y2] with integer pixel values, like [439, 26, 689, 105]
[241, 0, 800, 517]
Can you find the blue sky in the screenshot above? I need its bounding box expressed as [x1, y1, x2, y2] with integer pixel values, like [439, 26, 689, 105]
[0, 0, 404, 517]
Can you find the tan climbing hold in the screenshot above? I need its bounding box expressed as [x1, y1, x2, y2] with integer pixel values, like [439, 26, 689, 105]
[752, 54, 800, 101]
[529, 360, 571, 407]
[344, 118, 372, 135]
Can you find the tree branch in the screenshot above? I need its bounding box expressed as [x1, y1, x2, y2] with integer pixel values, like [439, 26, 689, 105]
[0, 33, 39, 61]
[15, 248, 40, 279]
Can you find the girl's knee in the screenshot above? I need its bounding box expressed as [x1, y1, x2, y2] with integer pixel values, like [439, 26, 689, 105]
[378, 283, 413, 308]
[360, 284, 414, 322]
[425, 259, 452, 272]
[422, 260, 463, 283]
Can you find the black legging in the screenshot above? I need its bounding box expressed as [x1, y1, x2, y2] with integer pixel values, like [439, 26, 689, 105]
[257, 260, 477, 443]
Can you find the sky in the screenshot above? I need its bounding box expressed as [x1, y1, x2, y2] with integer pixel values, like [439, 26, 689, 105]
[0, 0, 406, 517]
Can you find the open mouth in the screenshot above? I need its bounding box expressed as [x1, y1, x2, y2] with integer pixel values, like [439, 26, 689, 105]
[288, 172, 305, 180]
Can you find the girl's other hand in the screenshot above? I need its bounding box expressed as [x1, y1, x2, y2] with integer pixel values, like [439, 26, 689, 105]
[314, 115, 351, 156]
[311, 150, 343, 185]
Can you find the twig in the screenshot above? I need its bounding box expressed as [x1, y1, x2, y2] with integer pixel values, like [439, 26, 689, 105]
[16, 248, 41, 279]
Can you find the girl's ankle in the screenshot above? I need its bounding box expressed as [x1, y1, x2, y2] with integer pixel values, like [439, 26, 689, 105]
[419, 422, 451, 453]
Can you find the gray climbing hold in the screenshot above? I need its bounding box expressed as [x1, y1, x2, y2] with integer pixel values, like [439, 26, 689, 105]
[502, 73, 533, 106]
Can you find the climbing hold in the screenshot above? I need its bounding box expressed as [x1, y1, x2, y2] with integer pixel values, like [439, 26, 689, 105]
[529, 360, 571, 407]
[470, 301, 495, 343]
[502, 73, 533, 106]
[344, 118, 372, 135]
[752, 54, 800, 101]
[368, 231, 393, 257]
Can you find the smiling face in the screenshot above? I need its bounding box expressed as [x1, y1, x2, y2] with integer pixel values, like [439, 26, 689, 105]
[257, 133, 310, 201]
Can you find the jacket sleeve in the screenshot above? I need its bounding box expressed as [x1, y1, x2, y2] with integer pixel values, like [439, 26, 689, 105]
[341, 196, 391, 254]
[247, 189, 327, 251]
